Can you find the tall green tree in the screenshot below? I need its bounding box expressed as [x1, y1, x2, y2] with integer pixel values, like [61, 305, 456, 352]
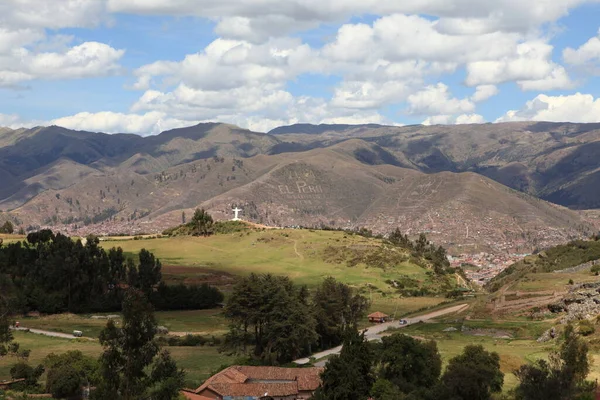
[313, 328, 374, 400]
[439, 345, 503, 400]
[0, 221, 14, 234]
[515, 324, 595, 400]
[312, 277, 369, 349]
[190, 208, 214, 237]
[137, 249, 162, 297]
[96, 289, 183, 400]
[223, 274, 317, 364]
[45, 350, 99, 400]
[375, 334, 441, 394]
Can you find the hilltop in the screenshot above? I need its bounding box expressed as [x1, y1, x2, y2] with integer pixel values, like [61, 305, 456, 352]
[94, 226, 472, 318]
[0, 121, 599, 252]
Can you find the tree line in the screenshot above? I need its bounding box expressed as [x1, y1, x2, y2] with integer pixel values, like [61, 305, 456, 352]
[1, 289, 184, 400]
[315, 322, 594, 400]
[221, 274, 369, 364]
[0, 230, 223, 314]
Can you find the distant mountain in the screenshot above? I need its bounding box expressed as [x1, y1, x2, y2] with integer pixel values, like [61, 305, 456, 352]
[0, 121, 598, 252]
[268, 123, 384, 135]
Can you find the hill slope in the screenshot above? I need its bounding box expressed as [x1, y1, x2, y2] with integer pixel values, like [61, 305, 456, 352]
[0, 121, 598, 252]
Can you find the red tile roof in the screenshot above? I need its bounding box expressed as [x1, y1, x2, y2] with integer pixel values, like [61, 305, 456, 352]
[210, 382, 299, 397]
[193, 365, 324, 397]
[368, 311, 388, 318]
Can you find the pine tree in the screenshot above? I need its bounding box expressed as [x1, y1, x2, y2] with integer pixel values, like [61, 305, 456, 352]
[96, 289, 182, 400]
[313, 328, 374, 400]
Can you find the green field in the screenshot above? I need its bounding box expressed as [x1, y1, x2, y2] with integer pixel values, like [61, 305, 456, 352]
[16, 309, 231, 339]
[393, 320, 600, 392]
[0, 331, 233, 387]
[0, 229, 471, 390]
[100, 229, 460, 298]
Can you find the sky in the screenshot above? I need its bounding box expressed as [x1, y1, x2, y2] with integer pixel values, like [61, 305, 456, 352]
[1, 0, 600, 135]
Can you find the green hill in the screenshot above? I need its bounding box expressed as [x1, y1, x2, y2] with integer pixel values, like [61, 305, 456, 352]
[99, 227, 468, 316]
[486, 237, 600, 293]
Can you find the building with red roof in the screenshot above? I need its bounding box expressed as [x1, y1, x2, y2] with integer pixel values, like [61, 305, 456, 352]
[181, 365, 323, 400]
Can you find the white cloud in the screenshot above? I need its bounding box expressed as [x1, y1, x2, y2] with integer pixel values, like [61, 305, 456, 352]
[465, 41, 573, 89]
[563, 28, 600, 71]
[107, 0, 593, 39]
[456, 113, 486, 124]
[496, 93, 600, 123]
[408, 83, 475, 116]
[422, 113, 485, 125]
[0, 113, 43, 129]
[51, 111, 195, 136]
[471, 85, 499, 102]
[0, 0, 108, 30]
[0, 2, 123, 88]
[0, 41, 125, 87]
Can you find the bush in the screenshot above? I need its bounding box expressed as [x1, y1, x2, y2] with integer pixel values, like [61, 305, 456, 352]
[165, 334, 209, 347]
[591, 265, 600, 276]
[579, 320, 595, 336]
[46, 364, 83, 399]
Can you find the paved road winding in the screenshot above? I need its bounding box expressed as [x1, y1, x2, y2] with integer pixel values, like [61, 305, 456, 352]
[294, 303, 469, 366]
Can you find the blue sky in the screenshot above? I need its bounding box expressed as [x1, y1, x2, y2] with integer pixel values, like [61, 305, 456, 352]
[1, 0, 600, 134]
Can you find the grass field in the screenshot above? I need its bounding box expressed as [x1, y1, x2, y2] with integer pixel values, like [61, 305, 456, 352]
[511, 271, 598, 292]
[100, 229, 460, 302]
[394, 320, 600, 392]
[100, 230, 424, 288]
[17, 309, 231, 339]
[0, 331, 234, 388]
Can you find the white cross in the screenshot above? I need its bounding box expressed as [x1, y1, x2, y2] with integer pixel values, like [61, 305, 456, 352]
[232, 207, 242, 221]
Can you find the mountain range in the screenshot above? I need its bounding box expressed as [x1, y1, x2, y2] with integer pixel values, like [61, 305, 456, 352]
[1, 121, 599, 253]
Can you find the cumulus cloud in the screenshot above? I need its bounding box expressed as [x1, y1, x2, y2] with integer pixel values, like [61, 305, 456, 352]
[408, 83, 475, 116]
[465, 41, 573, 89]
[51, 111, 196, 135]
[0, 2, 123, 88]
[471, 85, 499, 102]
[422, 114, 485, 125]
[0, 41, 125, 87]
[0, 113, 43, 129]
[0, 0, 108, 30]
[107, 0, 592, 39]
[496, 93, 600, 123]
[563, 29, 600, 71]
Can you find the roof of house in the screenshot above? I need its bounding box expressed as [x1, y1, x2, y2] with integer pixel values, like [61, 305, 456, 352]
[210, 382, 299, 397]
[368, 311, 389, 318]
[193, 365, 324, 397]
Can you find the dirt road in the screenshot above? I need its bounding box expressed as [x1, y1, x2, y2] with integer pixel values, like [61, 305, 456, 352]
[294, 303, 469, 365]
[11, 326, 95, 340]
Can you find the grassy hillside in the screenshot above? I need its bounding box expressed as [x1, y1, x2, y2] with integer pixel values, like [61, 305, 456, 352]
[486, 238, 600, 293]
[100, 228, 455, 289]
[99, 228, 463, 312]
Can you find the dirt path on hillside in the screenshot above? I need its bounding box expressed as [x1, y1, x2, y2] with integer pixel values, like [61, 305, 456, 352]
[293, 239, 304, 260]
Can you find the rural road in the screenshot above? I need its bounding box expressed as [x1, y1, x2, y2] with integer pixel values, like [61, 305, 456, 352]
[10, 326, 95, 340]
[294, 303, 469, 366]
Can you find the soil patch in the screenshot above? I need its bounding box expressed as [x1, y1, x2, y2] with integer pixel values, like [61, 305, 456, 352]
[161, 265, 236, 288]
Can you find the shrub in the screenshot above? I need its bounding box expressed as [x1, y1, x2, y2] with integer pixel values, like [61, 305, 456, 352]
[579, 320, 595, 336]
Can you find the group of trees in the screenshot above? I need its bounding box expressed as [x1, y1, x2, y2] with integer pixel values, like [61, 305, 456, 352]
[0, 230, 223, 313]
[163, 208, 214, 237]
[315, 322, 595, 400]
[315, 329, 504, 400]
[222, 275, 369, 364]
[388, 229, 451, 274]
[514, 324, 595, 399]
[0, 221, 13, 234]
[1, 289, 184, 399]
